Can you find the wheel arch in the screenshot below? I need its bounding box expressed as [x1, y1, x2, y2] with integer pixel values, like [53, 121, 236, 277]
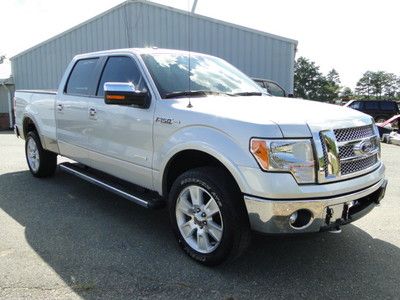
[161, 148, 245, 198]
[22, 115, 40, 139]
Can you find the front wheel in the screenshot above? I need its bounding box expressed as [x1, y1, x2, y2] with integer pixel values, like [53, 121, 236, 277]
[168, 167, 251, 266]
[25, 131, 57, 178]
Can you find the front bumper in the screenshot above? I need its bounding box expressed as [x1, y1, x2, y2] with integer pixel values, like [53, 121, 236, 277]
[244, 178, 387, 234]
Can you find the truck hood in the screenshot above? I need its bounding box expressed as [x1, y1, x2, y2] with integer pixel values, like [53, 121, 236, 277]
[184, 96, 373, 137]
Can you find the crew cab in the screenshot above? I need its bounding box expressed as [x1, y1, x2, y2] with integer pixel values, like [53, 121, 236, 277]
[14, 48, 387, 265]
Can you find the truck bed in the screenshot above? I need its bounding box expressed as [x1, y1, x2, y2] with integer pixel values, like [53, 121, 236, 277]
[14, 89, 58, 151]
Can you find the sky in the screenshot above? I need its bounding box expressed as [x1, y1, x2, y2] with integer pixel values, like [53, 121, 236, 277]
[1, 0, 399, 89]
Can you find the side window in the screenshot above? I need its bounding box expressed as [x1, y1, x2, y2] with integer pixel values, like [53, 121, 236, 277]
[254, 80, 265, 88]
[350, 101, 361, 110]
[265, 81, 285, 97]
[97, 56, 144, 97]
[65, 58, 99, 96]
[364, 101, 379, 110]
[380, 101, 396, 111]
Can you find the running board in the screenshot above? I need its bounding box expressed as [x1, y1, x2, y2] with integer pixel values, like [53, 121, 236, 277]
[59, 162, 165, 209]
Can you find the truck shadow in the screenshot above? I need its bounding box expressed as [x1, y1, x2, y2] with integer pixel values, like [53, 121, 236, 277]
[0, 170, 399, 298]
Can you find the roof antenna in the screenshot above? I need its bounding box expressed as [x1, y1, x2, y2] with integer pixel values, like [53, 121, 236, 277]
[186, 0, 194, 108]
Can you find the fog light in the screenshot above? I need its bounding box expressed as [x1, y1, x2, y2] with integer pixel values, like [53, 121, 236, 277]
[289, 209, 313, 229]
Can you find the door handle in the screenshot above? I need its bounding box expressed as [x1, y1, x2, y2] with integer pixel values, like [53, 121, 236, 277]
[89, 108, 97, 117]
[57, 104, 63, 111]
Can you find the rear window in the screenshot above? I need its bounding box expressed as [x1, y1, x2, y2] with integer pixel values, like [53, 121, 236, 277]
[364, 101, 379, 110]
[65, 58, 99, 96]
[380, 101, 397, 111]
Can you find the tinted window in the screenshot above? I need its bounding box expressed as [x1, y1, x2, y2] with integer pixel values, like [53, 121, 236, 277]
[364, 101, 379, 110]
[265, 81, 285, 97]
[97, 56, 144, 96]
[380, 101, 396, 111]
[350, 101, 362, 110]
[66, 58, 99, 95]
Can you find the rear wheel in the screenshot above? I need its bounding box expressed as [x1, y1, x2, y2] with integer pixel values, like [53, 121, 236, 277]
[168, 167, 251, 266]
[25, 131, 57, 177]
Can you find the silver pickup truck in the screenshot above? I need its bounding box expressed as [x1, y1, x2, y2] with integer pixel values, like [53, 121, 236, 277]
[14, 48, 387, 265]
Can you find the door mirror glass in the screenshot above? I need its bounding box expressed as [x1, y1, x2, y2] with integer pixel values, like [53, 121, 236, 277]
[104, 82, 150, 108]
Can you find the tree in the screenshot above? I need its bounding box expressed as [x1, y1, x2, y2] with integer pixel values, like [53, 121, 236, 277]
[355, 71, 398, 99]
[323, 68, 341, 101]
[340, 87, 353, 99]
[294, 57, 341, 102]
[294, 57, 323, 100]
[327, 69, 340, 85]
[355, 71, 373, 98]
[383, 73, 397, 98]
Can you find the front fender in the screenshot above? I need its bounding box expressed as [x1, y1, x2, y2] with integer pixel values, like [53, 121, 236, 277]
[153, 125, 258, 195]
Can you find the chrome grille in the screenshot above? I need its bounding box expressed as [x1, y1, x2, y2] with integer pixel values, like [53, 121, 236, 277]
[334, 125, 375, 142]
[338, 144, 354, 159]
[341, 154, 378, 175]
[318, 124, 380, 182]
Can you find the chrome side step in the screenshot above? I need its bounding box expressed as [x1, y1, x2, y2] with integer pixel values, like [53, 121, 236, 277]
[59, 162, 164, 209]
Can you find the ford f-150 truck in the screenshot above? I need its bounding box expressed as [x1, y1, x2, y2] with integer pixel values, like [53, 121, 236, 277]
[14, 48, 387, 265]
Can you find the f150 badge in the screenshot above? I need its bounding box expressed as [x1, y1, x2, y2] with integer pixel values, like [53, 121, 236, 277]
[155, 117, 180, 125]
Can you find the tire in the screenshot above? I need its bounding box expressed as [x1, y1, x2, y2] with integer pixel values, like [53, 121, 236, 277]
[168, 167, 251, 266]
[25, 131, 57, 178]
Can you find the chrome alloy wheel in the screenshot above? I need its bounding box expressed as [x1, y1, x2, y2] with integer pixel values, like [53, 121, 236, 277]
[27, 137, 40, 172]
[175, 185, 224, 254]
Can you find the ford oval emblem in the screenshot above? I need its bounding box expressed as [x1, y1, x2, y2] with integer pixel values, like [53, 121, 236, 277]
[354, 139, 376, 156]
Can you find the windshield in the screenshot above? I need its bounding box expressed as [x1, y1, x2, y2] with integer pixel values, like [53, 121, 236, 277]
[141, 53, 264, 98]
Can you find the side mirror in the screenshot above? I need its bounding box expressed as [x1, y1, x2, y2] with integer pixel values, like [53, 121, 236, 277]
[104, 82, 150, 108]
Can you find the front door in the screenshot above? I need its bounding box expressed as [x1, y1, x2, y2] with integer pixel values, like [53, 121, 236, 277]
[85, 55, 155, 189]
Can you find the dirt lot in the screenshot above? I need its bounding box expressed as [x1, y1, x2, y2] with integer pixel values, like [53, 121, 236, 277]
[1, 131, 399, 299]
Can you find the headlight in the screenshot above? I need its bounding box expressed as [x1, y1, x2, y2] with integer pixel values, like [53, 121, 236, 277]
[250, 138, 316, 183]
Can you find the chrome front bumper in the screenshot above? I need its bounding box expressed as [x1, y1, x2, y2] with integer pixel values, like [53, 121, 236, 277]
[244, 178, 388, 234]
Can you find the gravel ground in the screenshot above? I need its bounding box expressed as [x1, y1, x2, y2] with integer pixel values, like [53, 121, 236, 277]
[0, 131, 399, 299]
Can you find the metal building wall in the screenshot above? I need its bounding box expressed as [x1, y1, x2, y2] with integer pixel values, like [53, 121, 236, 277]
[11, 0, 297, 92]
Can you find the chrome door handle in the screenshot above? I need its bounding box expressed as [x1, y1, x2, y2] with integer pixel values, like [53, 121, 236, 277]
[57, 104, 63, 111]
[89, 108, 97, 117]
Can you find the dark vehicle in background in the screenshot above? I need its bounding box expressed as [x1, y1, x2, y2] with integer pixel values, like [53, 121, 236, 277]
[253, 78, 293, 97]
[345, 100, 399, 123]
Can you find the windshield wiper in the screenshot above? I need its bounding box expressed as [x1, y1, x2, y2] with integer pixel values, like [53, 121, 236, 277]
[164, 90, 230, 99]
[229, 91, 263, 96]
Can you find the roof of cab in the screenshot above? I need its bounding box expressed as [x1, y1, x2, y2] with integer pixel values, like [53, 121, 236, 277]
[73, 47, 215, 60]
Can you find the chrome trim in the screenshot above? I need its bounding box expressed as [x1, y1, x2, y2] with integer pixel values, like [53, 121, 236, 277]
[104, 82, 136, 92]
[315, 125, 381, 183]
[319, 130, 340, 178]
[244, 178, 386, 234]
[340, 149, 379, 162]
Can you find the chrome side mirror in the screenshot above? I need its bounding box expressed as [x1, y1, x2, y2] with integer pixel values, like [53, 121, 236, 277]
[104, 82, 150, 108]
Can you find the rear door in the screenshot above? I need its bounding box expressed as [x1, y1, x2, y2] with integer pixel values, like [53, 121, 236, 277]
[56, 57, 101, 164]
[85, 55, 155, 189]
